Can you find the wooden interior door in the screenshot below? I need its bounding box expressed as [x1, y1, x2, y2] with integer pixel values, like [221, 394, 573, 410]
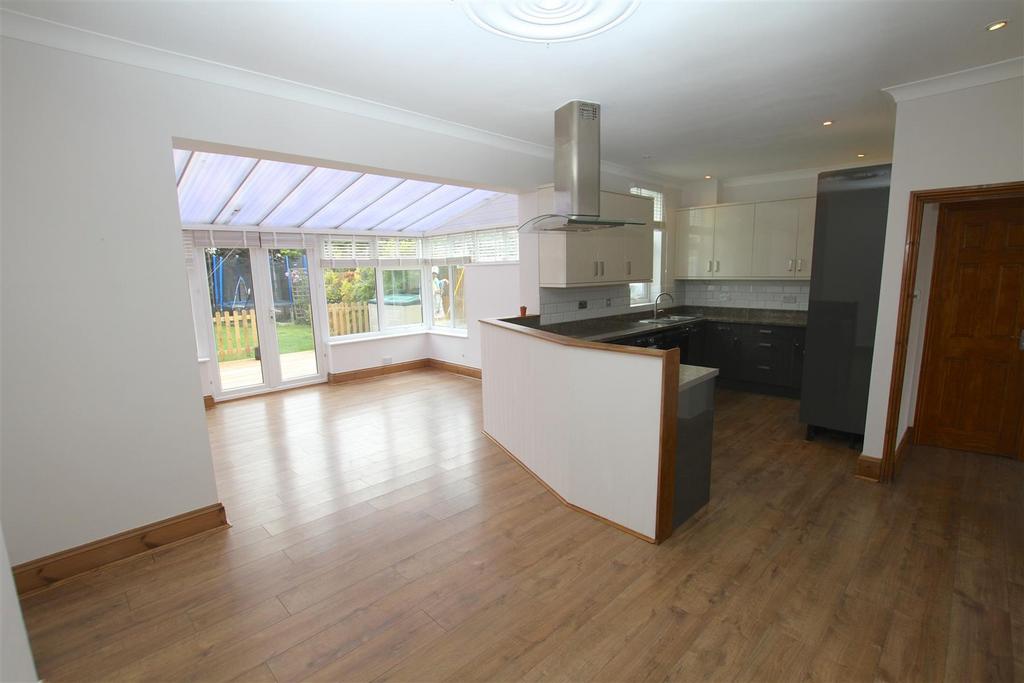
[916, 198, 1024, 458]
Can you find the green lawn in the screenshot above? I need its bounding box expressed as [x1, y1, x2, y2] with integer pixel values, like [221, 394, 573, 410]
[275, 322, 315, 355]
[215, 321, 314, 362]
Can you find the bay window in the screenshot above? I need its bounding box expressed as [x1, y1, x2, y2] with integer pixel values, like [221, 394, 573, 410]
[323, 266, 380, 336]
[431, 264, 466, 329]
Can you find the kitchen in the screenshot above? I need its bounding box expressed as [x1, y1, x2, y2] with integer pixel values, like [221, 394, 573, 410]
[482, 101, 889, 542]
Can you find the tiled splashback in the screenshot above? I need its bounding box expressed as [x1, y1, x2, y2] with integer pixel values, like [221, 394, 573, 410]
[539, 279, 809, 324]
[673, 280, 809, 310]
[539, 284, 633, 324]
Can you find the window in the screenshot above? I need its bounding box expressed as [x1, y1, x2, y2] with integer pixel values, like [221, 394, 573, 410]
[431, 265, 466, 329]
[630, 228, 663, 306]
[381, 269, 423, 328]
[425, 228, 518, 263]
[630, 186, 664, 223]
[323, 266, 380, 336]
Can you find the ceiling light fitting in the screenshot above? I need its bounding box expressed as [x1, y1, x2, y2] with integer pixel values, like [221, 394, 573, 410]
[822, 120, 834, 126]
[986, 20, 1008, 31]
[463, 0, 640, 43]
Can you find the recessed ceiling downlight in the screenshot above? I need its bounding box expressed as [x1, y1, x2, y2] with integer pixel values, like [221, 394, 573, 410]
[986, 20, 1008, 31]
[463, 0, 640, 43]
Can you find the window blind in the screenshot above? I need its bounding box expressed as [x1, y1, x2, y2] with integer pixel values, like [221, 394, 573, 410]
[630, 187, 664, 223]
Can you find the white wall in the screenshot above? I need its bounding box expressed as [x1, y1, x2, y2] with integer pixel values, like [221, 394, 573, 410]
[719, 175, 818, 204]
[0, 531, 38, 683]
[862, 71, 1024, 458]
[428, 263, 520, 369]
[0, 34, 654, 564]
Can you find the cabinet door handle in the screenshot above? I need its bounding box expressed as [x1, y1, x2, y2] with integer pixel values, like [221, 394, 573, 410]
[758, 342, 773, 348]
[594, 261, 599, 277]
[796, 258, 804, 272]
[787, 259, 794, 272]
[600, 261, 605, 277]
[758, 329, 773, 335]
[756, 365, 772, 371]
[715, 260, 720, 272]
[706, 259, 713, 273]
[627, 260, 632, 276]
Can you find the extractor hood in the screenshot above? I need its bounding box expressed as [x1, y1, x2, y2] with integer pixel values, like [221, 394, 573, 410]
[520, 100, 645, 232]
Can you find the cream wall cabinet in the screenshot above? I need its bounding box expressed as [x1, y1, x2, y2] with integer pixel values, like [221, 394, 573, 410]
[674, 197, 815, 280]
[676, 207, 715, 278]
[538, 191, 655, 287]
[711, 204, 755, 277]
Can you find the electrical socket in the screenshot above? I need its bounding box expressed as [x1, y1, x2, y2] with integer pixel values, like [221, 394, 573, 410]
[782, 294, 797, 304]
[578, 300, 588, 309]
[382, 356, 393, 365]
[605, 298, 612, 307]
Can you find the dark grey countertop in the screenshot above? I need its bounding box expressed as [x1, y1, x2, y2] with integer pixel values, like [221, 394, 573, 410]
[528, 305, 806, 343]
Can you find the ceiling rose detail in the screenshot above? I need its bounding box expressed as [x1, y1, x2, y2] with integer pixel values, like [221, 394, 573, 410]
[463, 0, 640, 43]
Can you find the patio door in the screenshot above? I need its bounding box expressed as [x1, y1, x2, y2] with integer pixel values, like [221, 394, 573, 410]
[204, 243, 325, 398]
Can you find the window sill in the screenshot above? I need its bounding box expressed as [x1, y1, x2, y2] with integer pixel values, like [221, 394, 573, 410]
[328, 328, 427, 346]
[428, 328, 468, 339]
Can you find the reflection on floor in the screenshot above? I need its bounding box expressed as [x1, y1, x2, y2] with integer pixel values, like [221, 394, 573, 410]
[17, 372, 1024, 682]
[218, 349, 318, 390]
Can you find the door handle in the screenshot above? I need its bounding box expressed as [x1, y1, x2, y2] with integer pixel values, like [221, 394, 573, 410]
[706, 260, 713, 273]
[627, 260, 632, 276]
[715, 260, 720, 272]
[600, 261, 605, 277]
[594, 261, 599, 277]
[787, 259, 794, 272]
[797, 258, 804, 272]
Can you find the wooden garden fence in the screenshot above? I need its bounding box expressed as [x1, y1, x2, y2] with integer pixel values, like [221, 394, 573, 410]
[212, 309, 259, 361]
[327, 302, 374, 336]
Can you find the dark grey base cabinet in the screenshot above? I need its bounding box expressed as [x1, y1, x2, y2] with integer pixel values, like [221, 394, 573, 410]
[689, 322, 805, 397]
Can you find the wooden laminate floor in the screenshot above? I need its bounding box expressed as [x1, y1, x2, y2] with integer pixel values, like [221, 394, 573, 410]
[18, 369, 1024, 682]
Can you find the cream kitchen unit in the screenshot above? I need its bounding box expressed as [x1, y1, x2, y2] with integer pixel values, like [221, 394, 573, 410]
[674, 197, 815, 280]
[537, 188, 655, 287]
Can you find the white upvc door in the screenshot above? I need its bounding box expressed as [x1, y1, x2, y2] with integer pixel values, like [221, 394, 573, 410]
[203, 245, 327, 401]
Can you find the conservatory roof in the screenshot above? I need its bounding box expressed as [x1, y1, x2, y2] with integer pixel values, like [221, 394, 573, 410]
[173, 148, 509, 234]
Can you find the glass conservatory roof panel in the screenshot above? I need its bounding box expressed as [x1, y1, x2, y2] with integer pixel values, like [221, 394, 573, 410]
[373, 185, 475, 231]
[260, 167, 363, 228]
[177, 152, 258, 224]
[341, 179, 442, 230]
[407, 189, 499, 232]
[302, 173, 403, 230]
[215, 159, 313, 226]
[173, 149, 192, 183]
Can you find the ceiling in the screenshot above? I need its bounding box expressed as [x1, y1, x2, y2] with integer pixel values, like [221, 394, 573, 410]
[173, 149, 510, 234]
[4, 1, 1022, 182]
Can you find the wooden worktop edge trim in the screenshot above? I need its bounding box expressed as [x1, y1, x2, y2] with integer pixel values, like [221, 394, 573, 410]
[655, 349, 680, 542]
[482, 431, 657, 544]
[12, 503, 228, 596]
[480, 318, 671, 358]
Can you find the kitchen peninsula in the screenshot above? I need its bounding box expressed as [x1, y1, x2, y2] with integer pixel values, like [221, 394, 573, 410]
[480, 314, 718, 543]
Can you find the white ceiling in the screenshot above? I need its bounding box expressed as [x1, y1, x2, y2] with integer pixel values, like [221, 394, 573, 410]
[4, 1, 1022, 182]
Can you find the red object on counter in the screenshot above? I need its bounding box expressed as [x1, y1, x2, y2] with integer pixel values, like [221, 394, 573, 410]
[520, 306, 527, 317]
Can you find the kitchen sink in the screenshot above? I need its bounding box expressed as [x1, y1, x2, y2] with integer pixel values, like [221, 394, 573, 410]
[637, 315, 698, 325]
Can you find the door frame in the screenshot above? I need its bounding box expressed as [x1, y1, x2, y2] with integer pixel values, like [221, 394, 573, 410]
[202, 244, 328, 401]
[878, 180, 1024, 482]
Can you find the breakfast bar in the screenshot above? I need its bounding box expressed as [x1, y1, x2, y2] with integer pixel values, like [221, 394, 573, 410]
[480, 317, 717, 543]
